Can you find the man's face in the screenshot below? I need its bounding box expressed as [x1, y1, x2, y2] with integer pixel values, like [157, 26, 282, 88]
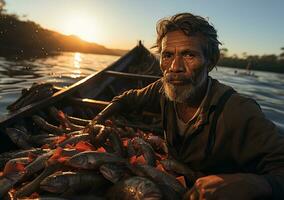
[160, 30, 209, 103]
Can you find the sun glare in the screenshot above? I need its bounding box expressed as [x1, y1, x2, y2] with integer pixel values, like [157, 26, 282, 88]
[63, 15, 98, 43]
[74, 52, 81, 68]
[71, 52, 81, 78]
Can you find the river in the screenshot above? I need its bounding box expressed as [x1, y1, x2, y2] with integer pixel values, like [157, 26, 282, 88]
[0, 52, 283, 133]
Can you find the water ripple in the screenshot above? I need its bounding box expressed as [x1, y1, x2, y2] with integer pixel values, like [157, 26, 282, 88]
[0, 53, 283, 133]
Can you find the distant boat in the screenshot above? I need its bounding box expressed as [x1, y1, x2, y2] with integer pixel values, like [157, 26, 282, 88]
[234, 65, 258, 78]
[237, 71, 258, 78]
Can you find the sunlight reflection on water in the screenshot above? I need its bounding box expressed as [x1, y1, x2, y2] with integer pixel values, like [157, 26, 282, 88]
[0, 52, 119, 115]
[0, 52, 283, 133]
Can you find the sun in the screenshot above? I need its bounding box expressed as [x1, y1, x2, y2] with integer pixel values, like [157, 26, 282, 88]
[63, 15, 98, 43]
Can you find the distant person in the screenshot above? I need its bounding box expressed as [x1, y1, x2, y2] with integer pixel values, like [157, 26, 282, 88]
[246, 60, 252, 74]
[87, 13, 284, 199]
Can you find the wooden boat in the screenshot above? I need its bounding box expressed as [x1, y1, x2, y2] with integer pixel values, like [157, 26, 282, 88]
[0, 41, 162, 153]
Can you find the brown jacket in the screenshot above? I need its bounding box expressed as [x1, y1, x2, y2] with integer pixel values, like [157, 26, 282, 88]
[112, 77, 284, 199]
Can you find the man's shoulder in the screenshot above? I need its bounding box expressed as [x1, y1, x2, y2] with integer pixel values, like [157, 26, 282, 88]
[142, 78, 164, 93]
[211, 78, 260, 111]
[130, 78, 164, 99]
[209, 78, 235, 105]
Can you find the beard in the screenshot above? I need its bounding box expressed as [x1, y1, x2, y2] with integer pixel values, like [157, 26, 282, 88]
[163, 69, 208, 103]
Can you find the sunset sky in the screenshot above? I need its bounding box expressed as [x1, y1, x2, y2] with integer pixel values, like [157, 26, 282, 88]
[5, 0, 284, 56]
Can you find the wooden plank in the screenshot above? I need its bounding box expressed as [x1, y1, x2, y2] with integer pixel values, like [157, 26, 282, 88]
[68, 98, 109, 110]
[104, 70, 161, 81]
[67, 97, 161, 118]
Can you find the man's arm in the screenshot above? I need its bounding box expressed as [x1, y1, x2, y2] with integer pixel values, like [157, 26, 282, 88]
[210, 97, 284, 199]
[89, 79, 163, 125]
[229, 98, 284, 199]
[91, 102, 122, 124]
[189, 97, 284, 199]
[188, 173, 272, 200]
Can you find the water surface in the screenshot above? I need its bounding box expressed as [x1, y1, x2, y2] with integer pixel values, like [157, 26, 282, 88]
[0, 52, 283, 133]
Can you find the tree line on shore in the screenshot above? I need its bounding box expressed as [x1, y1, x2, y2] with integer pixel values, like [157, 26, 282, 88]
[218, 48, 284, 73]
[0, 1, 127, 59]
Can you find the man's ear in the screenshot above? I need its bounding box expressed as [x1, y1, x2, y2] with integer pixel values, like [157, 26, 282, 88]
[208, 56, 218, 71]
[205, 59, 213, 71]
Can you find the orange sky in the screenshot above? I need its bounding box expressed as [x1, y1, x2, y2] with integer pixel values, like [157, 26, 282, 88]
[5, 0, 284, 55]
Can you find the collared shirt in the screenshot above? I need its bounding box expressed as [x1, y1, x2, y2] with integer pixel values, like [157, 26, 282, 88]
[174, 78, 212, 136]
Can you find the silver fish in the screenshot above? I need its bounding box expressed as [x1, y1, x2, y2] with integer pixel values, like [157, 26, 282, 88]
[68, 151, 126, 169]
[58, 133, 89, 147]
[24, 150, 55, 178]
[16, 162, 62, 198]
[0, 148, 49, 169]
[99, 164, 129, 183]
[131, 137, 156, 166]
[5, 128, 32, 149]
[32, 115, 64, 135]
[144, 135, 168, 154]
[108, 131, 125, 157]
[107, 176, 162, 200]
[0, 172, 25, 197]
[7, 83, 55, 111]
[48, 107, 84, 131]
[3, 157, 31, 176]
[160, 159, 204, 186]
[131, 164, 186, 195]
[40, 171, 108, 194]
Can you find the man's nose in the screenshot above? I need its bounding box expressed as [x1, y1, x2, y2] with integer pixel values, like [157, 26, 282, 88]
[169, 55, 185, 73]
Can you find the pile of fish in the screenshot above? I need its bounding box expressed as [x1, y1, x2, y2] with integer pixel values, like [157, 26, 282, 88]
[0, 106, 198, 200]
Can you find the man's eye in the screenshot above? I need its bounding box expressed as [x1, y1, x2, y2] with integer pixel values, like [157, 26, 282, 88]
[183, 52, 195, 58]
[162, 53, 173, 59]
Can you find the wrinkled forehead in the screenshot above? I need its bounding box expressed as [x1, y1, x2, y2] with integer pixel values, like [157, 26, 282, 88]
[161, 30, 205, 52]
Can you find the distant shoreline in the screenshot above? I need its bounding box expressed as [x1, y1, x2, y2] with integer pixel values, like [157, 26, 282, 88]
[0, 12, 128, 60]
[0, 12, 283, 73]
[0, 46, 123, 61]
[1, 47, 283, 74]
[217, 60, 284, 74]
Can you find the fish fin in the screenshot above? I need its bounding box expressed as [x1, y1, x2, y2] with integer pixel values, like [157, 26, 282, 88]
[97, 147, 106, 153]
[176, 176, 187, 188]
[3, 162, 26, 175]
[75, 141, 95, 152]
[136, 155, 146, 165]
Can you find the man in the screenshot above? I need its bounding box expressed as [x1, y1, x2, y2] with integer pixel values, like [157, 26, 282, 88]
[90, 13, 284, 199]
